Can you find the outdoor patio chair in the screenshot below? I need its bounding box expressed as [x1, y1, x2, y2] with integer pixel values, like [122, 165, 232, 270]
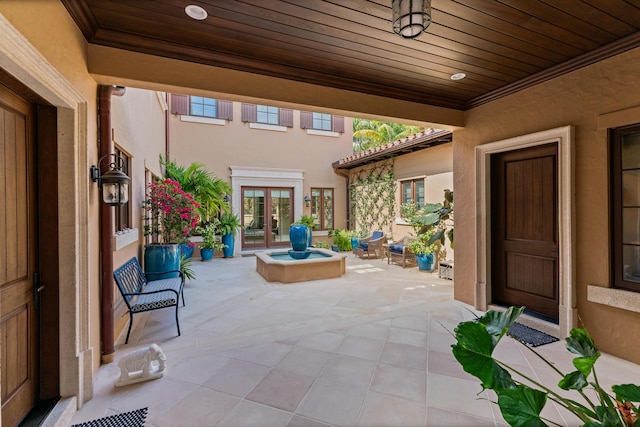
[355, 231, 386, 259]
[388, 236, 417, 268]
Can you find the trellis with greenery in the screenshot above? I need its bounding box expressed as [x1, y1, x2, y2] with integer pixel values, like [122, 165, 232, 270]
[349, 160, 396, 235]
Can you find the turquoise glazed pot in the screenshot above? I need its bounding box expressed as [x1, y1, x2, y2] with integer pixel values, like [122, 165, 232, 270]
[415, 253, 435, 271]
[290, 224, 309, 251]
[180, 244, 194, 260]
[144, 244, 180, 279]
[307, 227, 313, 247]
[222, 233, 234, 258]
[350, 237, 359, 252]
[200, 248, 214, 261]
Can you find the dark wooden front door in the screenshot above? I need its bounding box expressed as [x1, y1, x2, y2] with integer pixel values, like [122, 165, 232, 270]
[491, 143, 559, 321]
[0, 84, 39, 425]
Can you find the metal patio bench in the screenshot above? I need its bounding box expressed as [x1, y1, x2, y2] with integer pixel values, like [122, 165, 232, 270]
[113, 257, 185, 344]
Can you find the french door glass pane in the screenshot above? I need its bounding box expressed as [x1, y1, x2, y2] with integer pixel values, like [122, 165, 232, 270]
[416, 180, 425, 206]
[270, 189, 291, 243]
[623, 170, 640, 206]
[622, 132, 640, 169]
[311, 188, 321, 229]
[323, 189, 333, 230]
[623, 245, 640, 283]
[402, 182, 412, 204]
[243, 189, 265, 245]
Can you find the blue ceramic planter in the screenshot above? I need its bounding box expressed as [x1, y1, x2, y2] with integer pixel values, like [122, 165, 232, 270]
[180, 244, 194, 260]
[290, 224, 308, 251]
[144, 244, 180, 279]
[350, 237, 359, 252]
[415, 253, 435, 271]
[307, 227, 313, 247]
[222, 233, 234, 258]
[200, 248, 214, 261]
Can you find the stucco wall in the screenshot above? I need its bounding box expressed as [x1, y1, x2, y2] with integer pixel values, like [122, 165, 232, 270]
[348, 142, 453, 256]
[0, 1, 103, 373]
[110, 88, 167, 336]
[169, 103, 354, 233]
[453, 47, 640, 363]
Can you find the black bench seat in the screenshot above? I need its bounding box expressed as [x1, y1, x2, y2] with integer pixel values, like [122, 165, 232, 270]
[113, 257, 185, 344]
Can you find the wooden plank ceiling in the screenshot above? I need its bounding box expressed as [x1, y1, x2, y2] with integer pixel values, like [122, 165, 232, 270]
[61, 0, 640, 110]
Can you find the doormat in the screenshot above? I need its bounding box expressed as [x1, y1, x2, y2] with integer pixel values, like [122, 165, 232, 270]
[508, 322, 559, 347]
[70, 407, 147, 427]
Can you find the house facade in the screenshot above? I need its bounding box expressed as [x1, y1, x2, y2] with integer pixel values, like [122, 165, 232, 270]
[1, 1, 640, 426]
[167, 94, 354, 254]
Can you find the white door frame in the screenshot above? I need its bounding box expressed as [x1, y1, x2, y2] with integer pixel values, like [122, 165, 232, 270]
[474, 126, 577, 338]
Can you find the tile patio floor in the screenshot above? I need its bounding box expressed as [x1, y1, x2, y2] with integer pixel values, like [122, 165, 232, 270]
[71, 254, 640, 427]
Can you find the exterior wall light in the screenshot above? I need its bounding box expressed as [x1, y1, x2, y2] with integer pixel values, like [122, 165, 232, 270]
[304, 195, 311, 207]
[90, 154, 130, 206]
[392, 0, 431, 39]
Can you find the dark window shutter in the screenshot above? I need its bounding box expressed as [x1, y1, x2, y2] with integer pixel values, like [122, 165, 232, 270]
[218, 100, 233, 120]
[171, 94, 189, 115]
[333, 115, 345, 133]
[280, 108, 293, 127]
[241, 103, 256, 122]
[300, 111, 312, 129]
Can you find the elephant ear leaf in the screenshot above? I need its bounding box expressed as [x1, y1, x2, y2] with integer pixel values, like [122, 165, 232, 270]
[612, 384, 640, 402]
[479, 306, 525, 343]
[566, 328, 600, 376]
[558, 370, 588, 391]
[498, 385, 548, 427]
[452, 321, 515, 392]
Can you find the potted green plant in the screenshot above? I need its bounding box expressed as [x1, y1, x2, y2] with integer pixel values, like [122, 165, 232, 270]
[219, 212, 243, 258]
[407, 232, 438, 271]
[451, 306, 640, 427]
[330, 229, 355, 252]
[197, 222, 226, 261]
[142, 178, 200, 278]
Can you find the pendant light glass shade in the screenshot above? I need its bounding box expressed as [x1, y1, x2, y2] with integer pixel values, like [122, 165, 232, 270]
[392, 0, 431, 39]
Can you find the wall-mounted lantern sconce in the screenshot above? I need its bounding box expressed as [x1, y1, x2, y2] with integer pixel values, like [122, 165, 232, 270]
[90, 154, 131, 206]
[223, 194, 231, 203]
[304, 194, 311, 207]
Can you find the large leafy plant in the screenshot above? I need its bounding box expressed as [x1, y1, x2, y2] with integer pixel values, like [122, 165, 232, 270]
[406, 189, 453, 248]
[161, 156, 231, 225]
[451, 306, 640, 426]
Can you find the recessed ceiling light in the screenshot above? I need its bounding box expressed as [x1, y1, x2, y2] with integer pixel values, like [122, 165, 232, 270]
[185, 5, 208, 21]
[451, 73, 466, 81]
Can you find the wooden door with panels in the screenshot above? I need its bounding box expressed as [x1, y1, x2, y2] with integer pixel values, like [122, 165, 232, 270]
[491, 143, 560, 321]
[0, 82, 39, 426]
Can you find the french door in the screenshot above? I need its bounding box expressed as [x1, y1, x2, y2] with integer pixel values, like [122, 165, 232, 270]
[242, 187, 293, 249]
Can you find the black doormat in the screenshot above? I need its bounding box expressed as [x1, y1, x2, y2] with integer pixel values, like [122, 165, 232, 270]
[71, 408, 147, 427]
[508, 322, 559, 347]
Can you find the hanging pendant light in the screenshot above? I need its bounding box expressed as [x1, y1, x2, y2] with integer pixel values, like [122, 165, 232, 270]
[392, 0, 431, 39]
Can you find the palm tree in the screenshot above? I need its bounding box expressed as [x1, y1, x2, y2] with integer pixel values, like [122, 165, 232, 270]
[160, 156, 232, 225]
[352, 119, 425, 153]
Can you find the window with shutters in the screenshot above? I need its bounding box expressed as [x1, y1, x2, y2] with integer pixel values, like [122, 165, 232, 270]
[311, 188, 334, 231]
[241, 103, 293, 129]
[300, 111, 344, 134]
[170, 94, 233, 121]
[401, 178, 425, 206]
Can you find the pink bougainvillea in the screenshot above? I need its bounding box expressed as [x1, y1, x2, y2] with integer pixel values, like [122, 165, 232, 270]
[143, 179, 200, 244]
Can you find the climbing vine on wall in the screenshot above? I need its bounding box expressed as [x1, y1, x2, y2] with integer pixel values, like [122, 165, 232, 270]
[349, 160, 396, 235]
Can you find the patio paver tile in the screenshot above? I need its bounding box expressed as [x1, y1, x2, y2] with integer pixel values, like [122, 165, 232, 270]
[245, 369, 315, 412]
